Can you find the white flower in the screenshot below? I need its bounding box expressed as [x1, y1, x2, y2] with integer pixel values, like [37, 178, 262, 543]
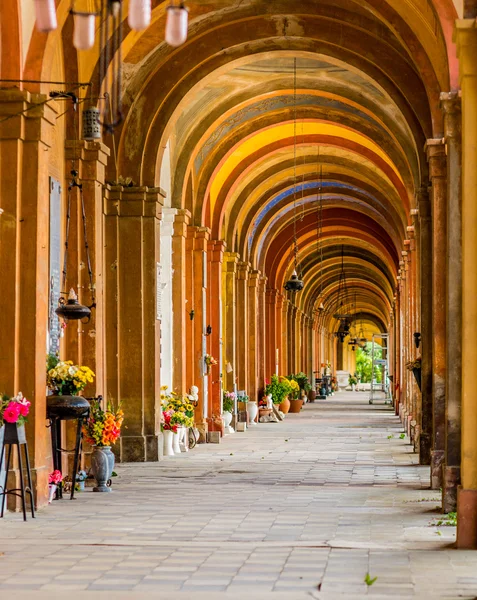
[68, 366, 77, 376]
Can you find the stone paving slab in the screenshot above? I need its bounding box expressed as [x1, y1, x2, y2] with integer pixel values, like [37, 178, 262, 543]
[1, 394, 477, 599]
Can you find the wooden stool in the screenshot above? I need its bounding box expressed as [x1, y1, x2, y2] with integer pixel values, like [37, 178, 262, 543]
[0, 423, 35, 521]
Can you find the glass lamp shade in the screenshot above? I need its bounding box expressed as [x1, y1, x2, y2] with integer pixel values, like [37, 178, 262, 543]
[128, 0, 151, 30]
[165, 5, 188, 47]
[34, 0, 57, 32]
[73, 13, 96, 50]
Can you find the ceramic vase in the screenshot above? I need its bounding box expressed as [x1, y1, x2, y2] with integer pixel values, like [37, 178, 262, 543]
[247, 401, 258, 425]
[172, 429, 181, 454]
[223, 411, 234, 433]
[351, 384, 356, 392]
[91, 446, 113, 492]
[179, 427, 189, 452]
[48, 484, 57, 503]
[163, 429, 175, 456]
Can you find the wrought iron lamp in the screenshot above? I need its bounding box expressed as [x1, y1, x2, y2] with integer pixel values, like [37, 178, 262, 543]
[284, 58, 304, 294]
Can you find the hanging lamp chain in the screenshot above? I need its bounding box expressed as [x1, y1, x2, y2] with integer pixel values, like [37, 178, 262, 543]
[60, 98, 95, 309]
[292, 57, 299, 273]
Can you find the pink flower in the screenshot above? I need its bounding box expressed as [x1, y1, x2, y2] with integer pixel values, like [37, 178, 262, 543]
[3, 402, 21, 423]
[48, 470, 63, 484]
[19, 400, 30, 417]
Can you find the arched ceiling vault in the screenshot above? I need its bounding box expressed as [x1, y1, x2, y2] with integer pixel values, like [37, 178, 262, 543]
[16, 0, 458, 337]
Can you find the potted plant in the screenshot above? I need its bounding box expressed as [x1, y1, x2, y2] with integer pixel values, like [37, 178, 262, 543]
[75, 470, 88, 491]
[406, 357, 421, 391]
[82, 401, 123, 492]
[161, 388, 195, 452]
[204, 354, 217, 375]
[161, 409, 178, 456]
[349, 375, 358, 392]
[0, 392, 31, 470]
[258, 396, 273, 418]
[48, 470, 63, 503]
[46, 357, 94, 418]
[265, 375, 293, 411]
[222, 390, 236, 433]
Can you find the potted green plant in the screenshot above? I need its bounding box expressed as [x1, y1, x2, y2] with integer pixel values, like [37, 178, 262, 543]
[349, 375, 358, 392]
[265, 375, 293, 409]
[46, 355, 95, 418]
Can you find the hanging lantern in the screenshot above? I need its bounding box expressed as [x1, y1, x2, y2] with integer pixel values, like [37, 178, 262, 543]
[284, 270, 304, 292]
[73, 12, 96, 50]
[129, 0, 152, 31]
[56, 289, 92, 323]
[34, 0, 58, 32]
[165, 2, 189, 46]
[82, 107, 101, 140]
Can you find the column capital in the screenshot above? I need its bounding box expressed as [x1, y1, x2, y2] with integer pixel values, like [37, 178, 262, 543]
[208, 239, 226, 263]
[103, 185, 164, 218]
[237, 260, 251, 280]
[426, 138, 447, 180]
[455, 20, 477, 78]
[0, 89, 57, 141]
[224, 251, 239, 273]
[248, 269, 261, 288]
[172, 209, 191, 237]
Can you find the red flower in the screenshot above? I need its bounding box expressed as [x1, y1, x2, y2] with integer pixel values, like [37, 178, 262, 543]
[3, 402, 21, 423]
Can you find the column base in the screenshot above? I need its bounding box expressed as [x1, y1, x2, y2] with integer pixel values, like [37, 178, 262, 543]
[442, 465, 460, 513]
[419, 433, 431, 465]
[207, 417, 225, 437]
[120, 435, 162, 462]
[430, 450, 445, 489]
[456, 487, 477, 549]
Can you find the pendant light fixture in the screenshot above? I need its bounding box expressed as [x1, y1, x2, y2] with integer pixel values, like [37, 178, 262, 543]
[165, 2, 189, 47]
[284, 58, 304, 294]
[35, 0, 189, 133]
[333, 246, 352, 342]
[56, 102, 95, 324]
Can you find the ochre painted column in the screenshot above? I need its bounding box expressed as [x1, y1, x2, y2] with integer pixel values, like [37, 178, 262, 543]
[276, 293, 284, 375]
[257, 275, 267, 395]
[455, 19, 477, 548]
[103, 185, 164, 462]
[441, 91, 462, 513]
[236, 261, 250, 393]
[418, 186, 433, 466]
[188, 226, 210, 440]
[171, 209, 190, 394]
[65, 141, 110, 397]
[0, 90, 56, 506]
[248, 270, 260, 402]
[207, 240, 225, 428]
[427, 138, 448, 490]
[223, 252, 238, 392]
[266, 289, 278, 378]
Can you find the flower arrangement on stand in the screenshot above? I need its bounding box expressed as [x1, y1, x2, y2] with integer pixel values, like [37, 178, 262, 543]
[0, 392, 30, 428]
[75, 470, 88, 491]
[48, 470, 63, 503]
[204, 354, 217, 375]
[222, 390, 236, 433]
[82, 401, 123, 492]
[161, 387, 195, 454]
[47, 359, 95, 395]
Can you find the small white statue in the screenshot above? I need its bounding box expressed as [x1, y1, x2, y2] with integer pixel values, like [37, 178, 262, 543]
[188, 385, 199, 403]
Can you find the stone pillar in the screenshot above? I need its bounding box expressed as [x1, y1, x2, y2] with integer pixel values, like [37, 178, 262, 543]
[281, 298, 289, 374]
[455, 19, 477, 548]
[103, 185, 164, 462]
[236, 261, 250, 393]
[276, 293, 284, 375]
[207, 240, 226, 426]
[248, 270, 260, 402]
[418, 186, 433, 465]
[266, 289, 278, 378]
[257, 275, 267, 394]
[188, 226, 210, 440]
[441, 92, 462, 513]
[223, 252, 238, 391]
[171, 209, 190, 394]
[64, 141, 109, 397]
[0, 90, 56, 506]
[426, 139, 447, 489]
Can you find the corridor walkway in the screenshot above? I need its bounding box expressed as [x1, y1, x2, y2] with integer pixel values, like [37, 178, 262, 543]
[1, 393, 477, 599]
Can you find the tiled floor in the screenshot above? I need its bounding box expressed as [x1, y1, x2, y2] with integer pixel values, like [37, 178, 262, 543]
[1, 393, 477, 599]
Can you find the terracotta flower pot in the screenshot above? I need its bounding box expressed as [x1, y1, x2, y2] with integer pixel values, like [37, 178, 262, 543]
[259, 408, 272, 418]
[288, 399, 304, 413]
[279, 396, 291, 414]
